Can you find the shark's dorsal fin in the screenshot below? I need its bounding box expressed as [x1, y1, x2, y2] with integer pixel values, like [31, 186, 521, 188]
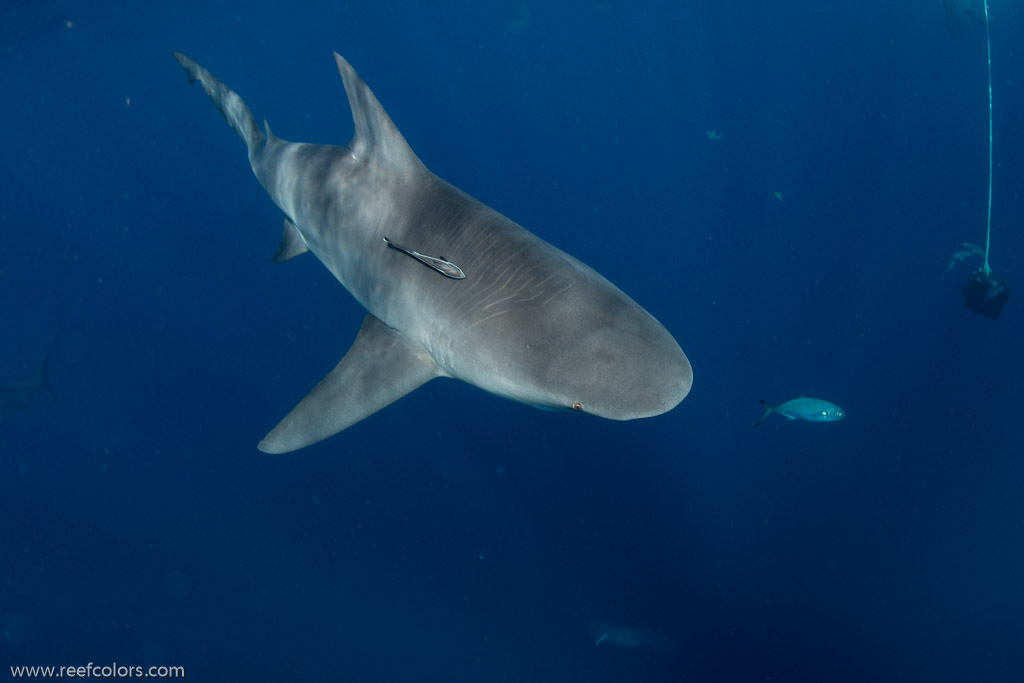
[272, 219, 310, 263]
[333, 53, 422, 172]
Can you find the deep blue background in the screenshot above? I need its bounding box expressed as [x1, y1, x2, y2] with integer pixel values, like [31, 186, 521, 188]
[2, 1, 1022, 681]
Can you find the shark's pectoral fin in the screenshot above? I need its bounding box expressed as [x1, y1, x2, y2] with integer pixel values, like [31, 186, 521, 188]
[271, 219, 310, 263]
[258, 315, 440, 453]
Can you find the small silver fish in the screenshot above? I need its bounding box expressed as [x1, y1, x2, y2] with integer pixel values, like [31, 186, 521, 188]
[383, 237, 466, 280]
[754, 396, 845, 427]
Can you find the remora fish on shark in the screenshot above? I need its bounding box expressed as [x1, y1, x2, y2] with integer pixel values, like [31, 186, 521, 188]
[382, 237, 465, 280]
[174, 51, 692, 453]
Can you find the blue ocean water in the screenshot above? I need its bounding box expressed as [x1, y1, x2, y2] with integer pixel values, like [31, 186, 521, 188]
[1, 1, 1022, 680]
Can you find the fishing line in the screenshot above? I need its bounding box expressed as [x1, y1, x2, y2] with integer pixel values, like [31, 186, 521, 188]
[960, 0, 1009, 320]
[982, 0, 993, 274]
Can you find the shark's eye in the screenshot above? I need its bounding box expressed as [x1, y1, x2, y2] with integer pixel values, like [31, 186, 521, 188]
[571, 402, 584, 412]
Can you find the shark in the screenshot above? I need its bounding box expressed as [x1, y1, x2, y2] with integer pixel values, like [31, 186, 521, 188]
[1, 351, 56, 423]
[174, 52, 692, 453]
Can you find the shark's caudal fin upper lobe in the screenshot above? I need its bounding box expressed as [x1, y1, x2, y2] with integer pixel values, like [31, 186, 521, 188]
[174, 52, 265, 156]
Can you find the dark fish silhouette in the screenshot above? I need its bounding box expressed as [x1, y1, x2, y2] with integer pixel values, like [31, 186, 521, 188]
[1, 351, 56, 423]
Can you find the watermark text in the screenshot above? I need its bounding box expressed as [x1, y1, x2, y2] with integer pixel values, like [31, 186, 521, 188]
[9, 663, 184, 679]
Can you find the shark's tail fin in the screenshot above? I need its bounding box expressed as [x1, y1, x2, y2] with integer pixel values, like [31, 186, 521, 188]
[174, 52, 266, 154]
[37, 350, 56, 402]
[753, 398, 773, 427]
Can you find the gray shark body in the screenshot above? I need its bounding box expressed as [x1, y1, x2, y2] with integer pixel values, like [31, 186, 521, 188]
[174, 52, 692, 453]
[0, 351, 55, 423]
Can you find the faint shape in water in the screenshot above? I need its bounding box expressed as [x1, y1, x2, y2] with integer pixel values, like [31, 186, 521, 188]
[2, 613, 27, 646]
[944, 241, 983, 276]
[502, 0, 531, 33]
[590, 620, 674, 653]
[943, 0, 985, 39]
[0, 350, 56, 423]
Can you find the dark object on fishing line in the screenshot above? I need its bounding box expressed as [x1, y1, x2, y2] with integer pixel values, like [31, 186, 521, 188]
[963, 268, 1009, 319]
